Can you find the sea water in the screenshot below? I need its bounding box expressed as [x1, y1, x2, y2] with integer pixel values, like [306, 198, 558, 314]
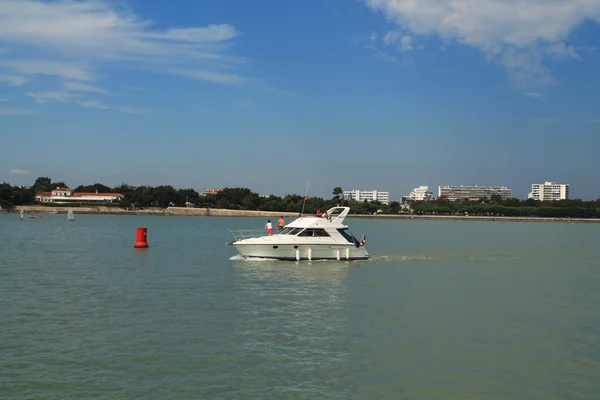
[1, 214, 599, 399]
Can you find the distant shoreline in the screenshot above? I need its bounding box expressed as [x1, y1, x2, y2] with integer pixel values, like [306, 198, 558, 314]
[348, 214, 600, 223]
[3, 206, 600, 223]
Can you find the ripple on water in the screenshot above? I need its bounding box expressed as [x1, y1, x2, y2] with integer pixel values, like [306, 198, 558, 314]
[1, 214, 600, 399]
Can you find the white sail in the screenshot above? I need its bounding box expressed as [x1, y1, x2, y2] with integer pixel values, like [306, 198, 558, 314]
[19, 209, 24, 220]
[67, 209, 75, 221]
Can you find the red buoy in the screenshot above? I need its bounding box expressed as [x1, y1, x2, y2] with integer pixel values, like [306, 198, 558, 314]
[134, 227, 149, 248]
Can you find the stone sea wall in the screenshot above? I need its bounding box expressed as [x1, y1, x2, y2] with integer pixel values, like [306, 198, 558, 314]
[6, 205, 599, 223]
[166, 207, 299, 218]
[11, 205, 300, 218]
[14, 205, 167, 215]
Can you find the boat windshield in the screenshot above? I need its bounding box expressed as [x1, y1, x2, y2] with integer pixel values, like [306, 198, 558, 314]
[297, 228, 330, 237]
[337, 228, 356, 243]
[278, 227, 303, 235]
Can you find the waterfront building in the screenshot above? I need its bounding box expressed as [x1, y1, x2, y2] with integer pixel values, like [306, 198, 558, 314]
[35, 187, 124, 204]
[437, 185, 513, 202]
[528, 182, 569, 201]
[343, 189, 390, 204]
[200, 188, 221, 196]
[406, 186, 434, 201]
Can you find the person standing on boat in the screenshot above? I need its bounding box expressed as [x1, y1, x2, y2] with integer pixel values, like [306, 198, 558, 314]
[277, 216, 285, 232]
[264, 220, 274, 236]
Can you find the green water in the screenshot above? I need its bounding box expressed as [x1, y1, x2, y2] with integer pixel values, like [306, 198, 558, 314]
[1, 214, 599, 399]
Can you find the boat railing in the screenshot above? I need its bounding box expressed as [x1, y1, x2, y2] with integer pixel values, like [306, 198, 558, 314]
[229, 229, 266, 241]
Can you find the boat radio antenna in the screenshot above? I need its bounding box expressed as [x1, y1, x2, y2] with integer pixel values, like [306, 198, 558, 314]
[300, 181, 310, 217]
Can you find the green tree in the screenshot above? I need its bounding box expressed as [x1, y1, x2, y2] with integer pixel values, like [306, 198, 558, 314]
[218, 197, 230, 209]
[12, 186, 35, 205]
[433, 195, 450, 206]
[152, 185, 179, 208]
[33, 177, 53, 192]
[113, 183, 133, 194]
[332, 186, 344, 205]
[178, 188, 201, 206]
[0, 183, 14, 208]
[524, 198, 538, 207]
[74, 183, 112, 193]
[490, 194, 504, 204]
[503, 197, 521, 207]
[217, 187, 252, 209]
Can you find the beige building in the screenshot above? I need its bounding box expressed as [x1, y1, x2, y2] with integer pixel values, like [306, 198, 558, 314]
[438, 185, 513, 202]
[36, 187, 124, 203]
[406, 186, 434, 201]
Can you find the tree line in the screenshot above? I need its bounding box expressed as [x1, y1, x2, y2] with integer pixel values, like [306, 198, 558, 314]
[411, 195, 600, 219]
[1, 178, 392, 213]
[1, 177, 600, 218]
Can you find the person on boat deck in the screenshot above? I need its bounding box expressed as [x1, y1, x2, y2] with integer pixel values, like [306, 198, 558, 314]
[277, 216, 285, 232]
[323, 211, 331, 221]
[316, 209, 322, 217]
[264, 220, 274, 236]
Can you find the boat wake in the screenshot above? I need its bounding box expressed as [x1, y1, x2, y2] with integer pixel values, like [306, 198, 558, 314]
[369, 253, 522, 263]
[231, 253, 520, 264]
[370, 254, 436, 263]
[229, 254, 278, 262]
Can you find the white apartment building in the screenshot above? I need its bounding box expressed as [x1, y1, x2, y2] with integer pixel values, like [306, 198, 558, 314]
[528, 182, 569, 201]
[406, 186, 434, 201]
[343, 190, 390, 204]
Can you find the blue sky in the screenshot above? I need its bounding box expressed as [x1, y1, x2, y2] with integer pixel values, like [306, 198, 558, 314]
[1, 0, 600, 200]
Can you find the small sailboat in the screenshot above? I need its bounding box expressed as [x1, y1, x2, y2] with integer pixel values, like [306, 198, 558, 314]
[19, 209, 24, 221]
[67, 209, 75, 222]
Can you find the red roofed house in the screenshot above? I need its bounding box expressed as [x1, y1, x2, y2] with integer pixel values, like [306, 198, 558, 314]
[35, 187, 124, 204]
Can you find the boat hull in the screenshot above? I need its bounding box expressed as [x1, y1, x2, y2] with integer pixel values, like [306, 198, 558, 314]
[232, 243, 370, 261]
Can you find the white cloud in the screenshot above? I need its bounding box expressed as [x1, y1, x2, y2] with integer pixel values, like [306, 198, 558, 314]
[170, 69, 243, 85]
[0, 59, 94, 81]
[26, 90, 139, 113]
[9, 169, 31, 174]
[383, 31, 414, 51]
[524, 91, 547, 100]
[76, 100, 144, 113]
[0, 73, 27, 86]
[399, 35, 414, 52]
[77, 100, 109, 110]
[115, 106, 147, 114]
[0, 107, 32, 116]
[0, 0, 243, 85]
[365, 0, 600, 85]
[373, 50, 400, 64]
[26, 91, 75, 103]
[63, 81, 111, 96]
[0, 96, 9, 102]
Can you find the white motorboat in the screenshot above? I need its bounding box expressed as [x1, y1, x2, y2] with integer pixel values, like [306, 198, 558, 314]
[229, 207, 370, 261]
